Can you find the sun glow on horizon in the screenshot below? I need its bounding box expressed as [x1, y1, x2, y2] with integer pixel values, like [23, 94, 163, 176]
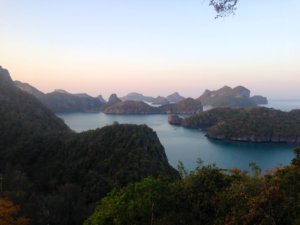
[1, 0, 300, 99]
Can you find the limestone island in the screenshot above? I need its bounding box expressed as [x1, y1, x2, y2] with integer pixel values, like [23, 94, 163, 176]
[168, 107, 300, 144]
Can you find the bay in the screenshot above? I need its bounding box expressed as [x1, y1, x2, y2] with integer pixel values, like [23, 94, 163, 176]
[57, 99, 300, 172]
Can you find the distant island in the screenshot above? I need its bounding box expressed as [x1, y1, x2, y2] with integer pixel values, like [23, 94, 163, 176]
[169, 107, 300, 143]
[197, 85, 268, 108]
[14, 80, 268, 115]
[103, 97, 203, 115]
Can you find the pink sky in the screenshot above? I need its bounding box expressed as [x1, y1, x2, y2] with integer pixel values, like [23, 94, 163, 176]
[1, 1, 300, 99]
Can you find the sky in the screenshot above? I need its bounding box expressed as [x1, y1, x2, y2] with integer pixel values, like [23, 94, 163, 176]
[1, 0, 300, 99]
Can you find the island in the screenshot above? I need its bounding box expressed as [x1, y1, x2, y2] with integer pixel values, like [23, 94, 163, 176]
[169, 107, 300, 143]
[196, 85, 268, 108]
[104, 98, 203, 114]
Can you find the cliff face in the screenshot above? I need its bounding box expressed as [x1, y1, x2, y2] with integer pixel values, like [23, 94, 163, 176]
[197, 85, 267, 108]
[170, 107, 300, 144]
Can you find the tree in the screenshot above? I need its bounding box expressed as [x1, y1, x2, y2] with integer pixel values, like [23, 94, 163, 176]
[210, 0, 239, 18]
[0, 198, 29, 225]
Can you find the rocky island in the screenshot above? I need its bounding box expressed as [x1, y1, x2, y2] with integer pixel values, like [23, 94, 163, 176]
[196, 85, 268, 108]
[14, 80, 268, 115]
[169, 107, 300, 143]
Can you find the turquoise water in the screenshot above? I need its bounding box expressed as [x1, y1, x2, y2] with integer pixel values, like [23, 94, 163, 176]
[57, 99, 300, 172]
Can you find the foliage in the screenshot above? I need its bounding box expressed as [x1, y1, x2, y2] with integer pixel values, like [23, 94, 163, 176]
[181, 107, 300, 143]
[0, 198, 29, 225]
[210, 0, 239, 18]
[0, 69, 179, 225]
[86, 149, 300, 225]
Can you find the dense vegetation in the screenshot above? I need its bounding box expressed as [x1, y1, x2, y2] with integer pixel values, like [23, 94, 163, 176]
[2, 66, 299, 225]
[0, 67, 178, 225]
[174, 107, 300, 143]
[86, 148, 300, 225]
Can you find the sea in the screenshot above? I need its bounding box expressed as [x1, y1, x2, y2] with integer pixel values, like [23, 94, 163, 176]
[57, 99, 300, 172]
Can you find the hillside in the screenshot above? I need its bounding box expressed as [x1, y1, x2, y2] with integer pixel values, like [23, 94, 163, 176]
[86, 148, 300, 225]
[0, 67, 69, 146]
[14, 81, 104, 113]
[169, 107, 300, 143]
[0, 66, 178, 225]
[39, 91, 103, 113]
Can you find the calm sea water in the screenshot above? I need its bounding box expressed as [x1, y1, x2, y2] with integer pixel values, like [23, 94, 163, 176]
[57, 99, 300, 172]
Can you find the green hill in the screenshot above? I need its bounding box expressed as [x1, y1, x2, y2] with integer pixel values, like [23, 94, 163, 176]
[169, 107, 300, 143]
[86, 149, 300, 225]
[0, 66, 178, 225]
